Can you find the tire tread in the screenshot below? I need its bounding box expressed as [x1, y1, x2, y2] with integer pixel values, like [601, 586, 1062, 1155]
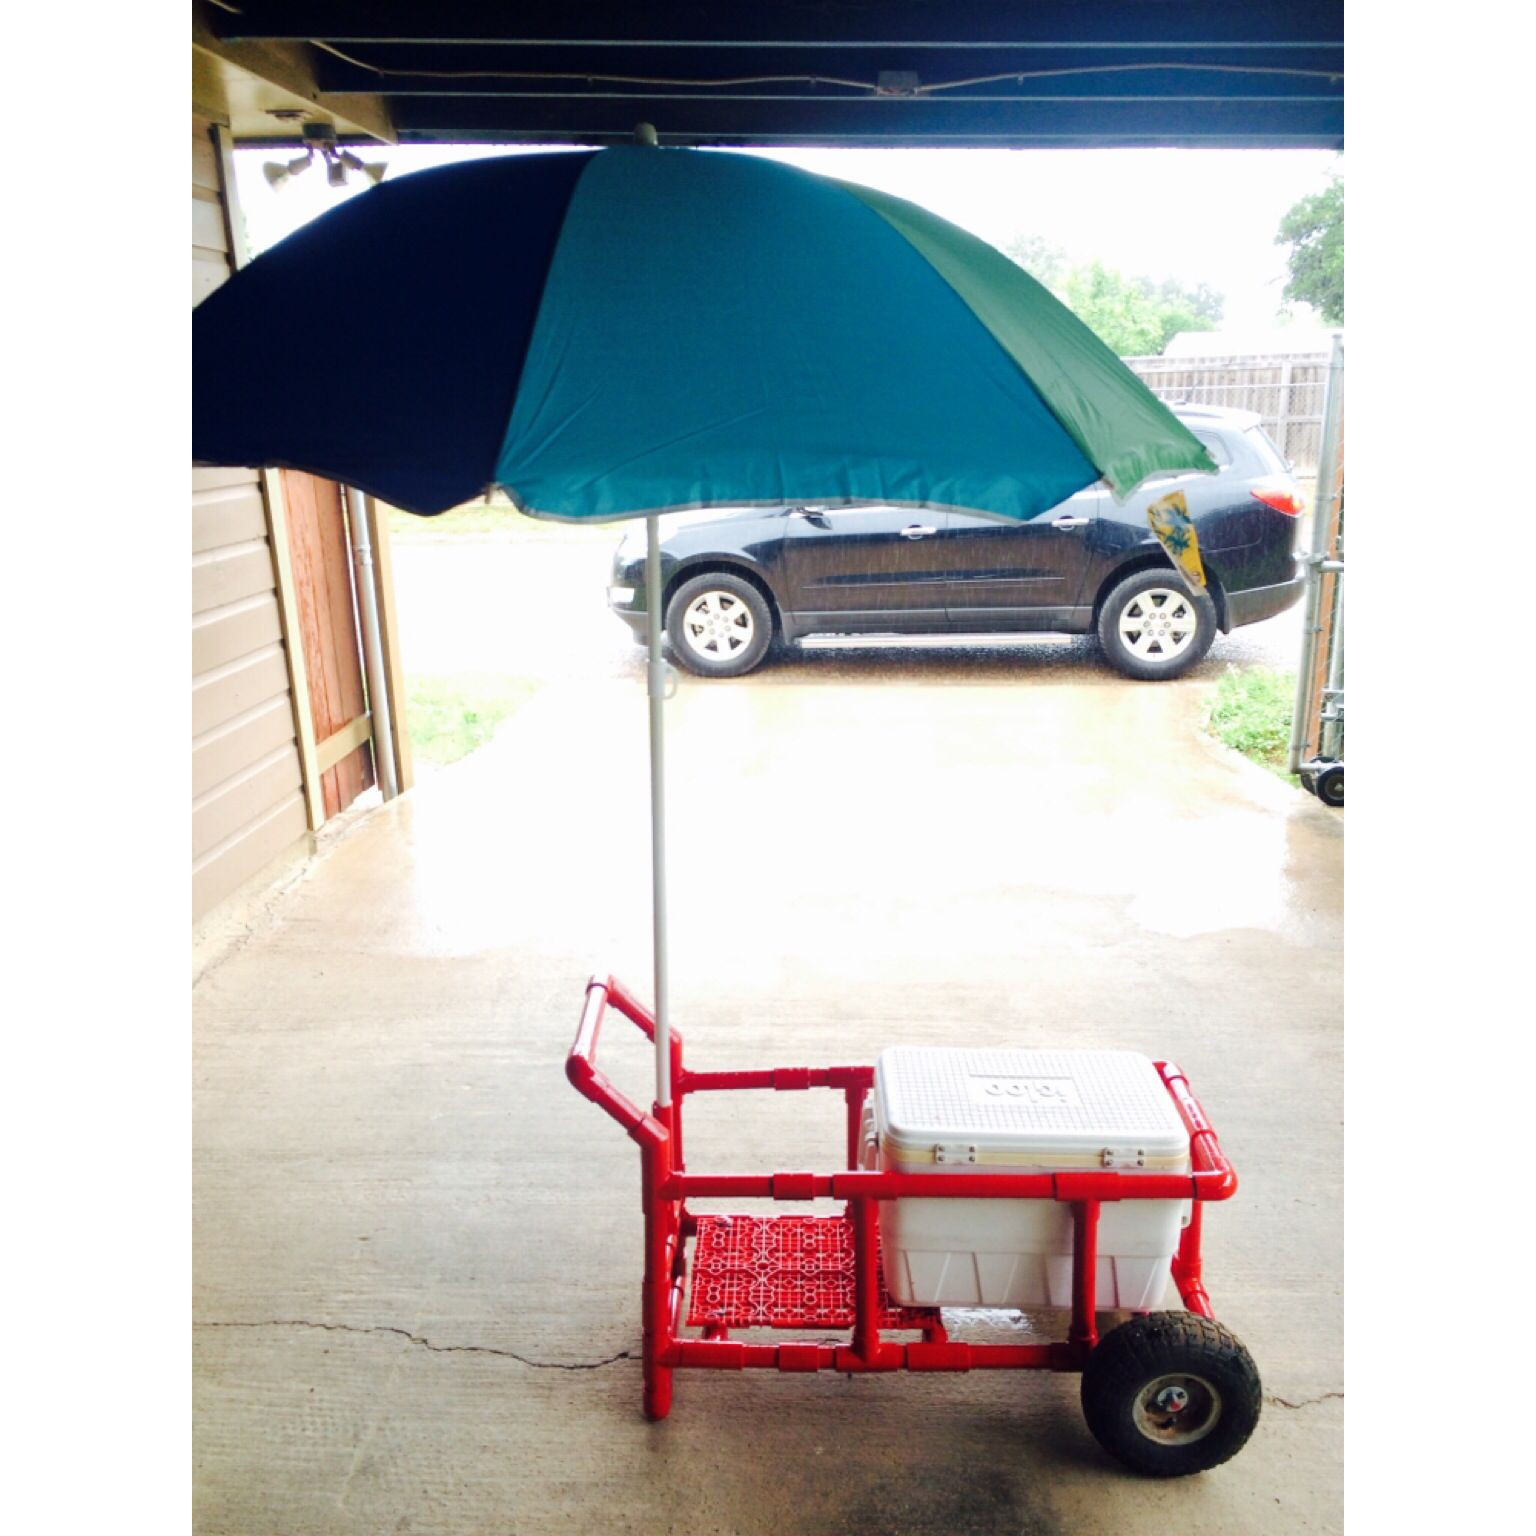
[1080, 1311, 1262, 1477]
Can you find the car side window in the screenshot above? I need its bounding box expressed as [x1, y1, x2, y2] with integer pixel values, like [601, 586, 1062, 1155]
[1141, 432, 1230, 486]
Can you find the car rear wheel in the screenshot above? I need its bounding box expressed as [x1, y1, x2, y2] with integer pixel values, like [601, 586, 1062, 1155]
[665, 571, 775, 678]
[1098, 569, 1216, 681]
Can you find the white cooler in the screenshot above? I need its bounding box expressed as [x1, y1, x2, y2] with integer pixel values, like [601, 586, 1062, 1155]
[871, 1046, 1191, 1311]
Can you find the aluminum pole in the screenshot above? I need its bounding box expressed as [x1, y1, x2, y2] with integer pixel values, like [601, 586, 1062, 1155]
[1321, 580, 1345, 761]
[631, 121, 671, 1108]
[645, 513, 671, 1107]
[1288, 334, 1344, 775]
[346, 485, 398, 801]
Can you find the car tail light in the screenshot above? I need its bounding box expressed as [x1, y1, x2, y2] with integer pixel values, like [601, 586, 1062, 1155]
[1250, 478, 1304, 517]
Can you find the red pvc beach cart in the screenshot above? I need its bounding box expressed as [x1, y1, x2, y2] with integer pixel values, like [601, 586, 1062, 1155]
[569, 973, 1263, 1479]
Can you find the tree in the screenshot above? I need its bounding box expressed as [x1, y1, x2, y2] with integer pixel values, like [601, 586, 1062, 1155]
[1276, 174, 1343, 325]
[1151, 277, 1223, 326]
[1003, 233, 1068, 291]
[1055, 261, 1221, 357]
[1060, 261, 1167, 355]
[1003, 239, 1221, 356]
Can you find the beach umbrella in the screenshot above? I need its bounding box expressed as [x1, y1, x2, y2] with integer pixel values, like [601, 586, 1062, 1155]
[193, 140, 1215, 1107]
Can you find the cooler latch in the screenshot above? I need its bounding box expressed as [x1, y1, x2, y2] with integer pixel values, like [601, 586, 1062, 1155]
[1100, 1147, 1147, 1169]
[933, 1143, 978, 1165]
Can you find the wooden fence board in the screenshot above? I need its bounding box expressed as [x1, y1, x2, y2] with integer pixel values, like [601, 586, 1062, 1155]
[281, 471, 376, 819]
[1124, 351, 1331, 472]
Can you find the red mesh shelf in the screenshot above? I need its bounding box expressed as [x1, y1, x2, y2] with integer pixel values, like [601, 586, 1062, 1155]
[686, 1213, 933, 1331]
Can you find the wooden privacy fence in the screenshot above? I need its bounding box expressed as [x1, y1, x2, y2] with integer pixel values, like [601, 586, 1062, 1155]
[1123, 352, 1330, 473]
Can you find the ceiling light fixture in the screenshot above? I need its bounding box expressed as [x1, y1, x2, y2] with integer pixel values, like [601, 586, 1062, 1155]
[262, 123, 387, 191]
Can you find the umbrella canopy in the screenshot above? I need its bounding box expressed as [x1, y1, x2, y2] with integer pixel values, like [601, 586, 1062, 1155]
[193, 146, 1213, 520]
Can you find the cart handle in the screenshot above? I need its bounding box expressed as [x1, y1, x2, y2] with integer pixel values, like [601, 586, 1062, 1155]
[567, 975, 669, 1149]
[1157, 1061, 1237, 1199]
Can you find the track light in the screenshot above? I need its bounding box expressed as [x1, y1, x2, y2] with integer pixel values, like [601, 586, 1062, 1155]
[338, 149, 389, 186]
[263, 150, 314, 189]
[261, 124, 387, 191]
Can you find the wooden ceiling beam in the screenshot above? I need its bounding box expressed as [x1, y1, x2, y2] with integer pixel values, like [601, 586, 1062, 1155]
[192, 1, 395, 143]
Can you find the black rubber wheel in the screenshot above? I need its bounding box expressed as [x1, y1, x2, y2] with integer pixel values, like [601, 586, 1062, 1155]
[1314, 765, 1344, 807]
[1080, 1312, 1262, 1478]
[664, 571, 775, 678]
[1097, 569, 1216, 681]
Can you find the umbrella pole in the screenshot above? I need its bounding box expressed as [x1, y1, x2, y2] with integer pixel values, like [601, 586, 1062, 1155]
[645, 513, 671, 1107]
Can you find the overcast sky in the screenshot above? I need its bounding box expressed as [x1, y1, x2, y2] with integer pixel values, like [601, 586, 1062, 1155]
[235, 142, 1340, 333]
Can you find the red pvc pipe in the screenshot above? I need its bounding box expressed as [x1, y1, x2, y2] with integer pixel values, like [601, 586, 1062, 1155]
[851, 1198, 890, 1366]
[845, 1085, 867, 1170]
[1069, 1201, 1101, 1349]
[666, 1338, 1076, 1373]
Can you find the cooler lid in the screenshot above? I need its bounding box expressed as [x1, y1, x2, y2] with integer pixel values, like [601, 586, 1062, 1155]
[874, 1046, 1188, 1164]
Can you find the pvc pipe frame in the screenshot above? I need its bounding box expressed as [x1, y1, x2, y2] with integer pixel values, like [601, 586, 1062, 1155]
[566, 986, 1236, 1409]
[346, 485, 398, 801]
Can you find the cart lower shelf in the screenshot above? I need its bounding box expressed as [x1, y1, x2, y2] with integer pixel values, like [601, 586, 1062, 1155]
[686, 1213, 933, 1332]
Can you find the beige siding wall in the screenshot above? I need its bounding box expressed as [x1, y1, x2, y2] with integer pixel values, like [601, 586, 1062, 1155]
[193, 116, 308, 921]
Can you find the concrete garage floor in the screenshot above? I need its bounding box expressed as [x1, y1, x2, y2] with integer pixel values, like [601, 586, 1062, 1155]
[194, 641, 1342, 1535]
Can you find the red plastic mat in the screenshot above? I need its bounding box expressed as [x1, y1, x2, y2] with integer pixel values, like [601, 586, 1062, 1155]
[686, 1213, 931, 1331]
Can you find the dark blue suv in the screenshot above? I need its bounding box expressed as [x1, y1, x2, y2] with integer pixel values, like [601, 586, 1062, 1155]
[608, 405, 1305, 681]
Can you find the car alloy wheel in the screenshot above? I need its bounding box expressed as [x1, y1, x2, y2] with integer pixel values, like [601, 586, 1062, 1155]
[1118, 586, 1199, 661]
[1097, 568, 1216, 681]
[664, 571, 776, 678]
[680, 589, 756, 662]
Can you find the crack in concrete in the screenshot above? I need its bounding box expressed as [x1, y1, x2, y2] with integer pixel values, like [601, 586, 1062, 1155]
[198, 1319, 633, 1370]
[1268, 1390, 1344, 1410]
[200, 1321, 1343, 1406]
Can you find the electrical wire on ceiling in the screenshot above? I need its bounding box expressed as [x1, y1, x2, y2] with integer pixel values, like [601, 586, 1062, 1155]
[308, 39, 1342, 96]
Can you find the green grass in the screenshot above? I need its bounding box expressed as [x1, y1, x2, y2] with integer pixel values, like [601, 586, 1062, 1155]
[405, 672, 540, 768]
[1205, 667, 1299, 780]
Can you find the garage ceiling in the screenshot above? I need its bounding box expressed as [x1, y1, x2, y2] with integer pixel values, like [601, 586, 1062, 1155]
[194, 1, 1344, 150]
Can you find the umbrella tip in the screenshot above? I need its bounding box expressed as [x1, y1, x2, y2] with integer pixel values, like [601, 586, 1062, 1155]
[633, 122, 659, 147]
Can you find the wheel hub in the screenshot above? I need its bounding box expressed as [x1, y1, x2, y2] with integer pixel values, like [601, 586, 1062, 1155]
[1131, 1372, 1221, 1446]
[1119, 587, 1196, 660]
[685, 591, 753, 657]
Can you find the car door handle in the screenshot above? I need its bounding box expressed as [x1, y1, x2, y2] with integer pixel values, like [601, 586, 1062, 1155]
[900, 524, 937, 539]
[1051, 515, 1092, 529]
